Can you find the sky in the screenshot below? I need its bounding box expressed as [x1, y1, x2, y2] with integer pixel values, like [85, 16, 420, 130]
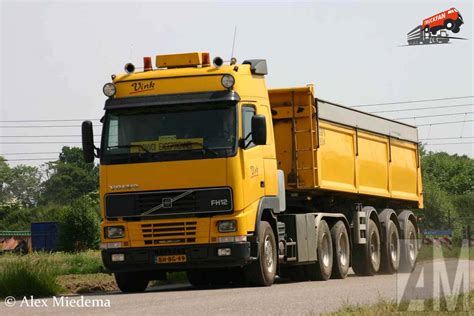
[0, 0, 473, 167]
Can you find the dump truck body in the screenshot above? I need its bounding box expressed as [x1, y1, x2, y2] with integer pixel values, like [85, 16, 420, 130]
[269, 86, 423, 208]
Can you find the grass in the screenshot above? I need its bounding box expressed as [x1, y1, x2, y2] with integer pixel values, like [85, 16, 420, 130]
[417, 244, 473, 262]
[327, 291, 474, 315]
[57, 273, 117, 294]
[0, 250, 105, 275]
[0, 257, 63, 298]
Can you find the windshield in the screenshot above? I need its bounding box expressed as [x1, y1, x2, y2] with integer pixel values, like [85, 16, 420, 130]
[101, 102, 237, 164]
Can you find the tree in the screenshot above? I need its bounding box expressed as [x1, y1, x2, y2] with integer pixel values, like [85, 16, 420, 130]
[0, 156, 11, 202]
[41, 147, 98, 205]
[57, 195, 100, 252]
[4, 165, 42, 207]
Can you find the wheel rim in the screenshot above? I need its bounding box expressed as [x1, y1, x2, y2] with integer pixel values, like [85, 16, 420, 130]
[370, 230, 380, 265]
[447, 22, 453, 28]
[408, 230, 416, 262]
[263, 235, 275, 272]
[389, 230, 399, 263]
[338, 232, 349, 267]
[321, 232, 330, 268]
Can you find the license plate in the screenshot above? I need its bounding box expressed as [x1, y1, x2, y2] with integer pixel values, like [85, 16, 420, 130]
[156, 255, 187, 264]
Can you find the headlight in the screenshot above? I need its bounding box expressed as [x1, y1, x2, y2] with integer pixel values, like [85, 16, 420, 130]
[103, 83, 116, 97]
[105, 226, 125, 239]
[217, 220, 237, 233]
[221, 75, 235, 89]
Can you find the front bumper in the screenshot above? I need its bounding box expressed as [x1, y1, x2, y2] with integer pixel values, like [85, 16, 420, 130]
[102, 242, 253, 272]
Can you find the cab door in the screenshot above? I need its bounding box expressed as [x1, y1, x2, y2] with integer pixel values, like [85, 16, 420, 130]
[240, 104, 265, 207]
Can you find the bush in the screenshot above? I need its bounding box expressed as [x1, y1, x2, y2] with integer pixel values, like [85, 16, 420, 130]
[0, 257, 62, 298]
[58, 196, 100, 252]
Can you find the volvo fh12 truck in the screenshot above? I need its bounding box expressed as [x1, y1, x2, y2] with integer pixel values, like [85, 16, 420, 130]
[82, 52, 423, 292]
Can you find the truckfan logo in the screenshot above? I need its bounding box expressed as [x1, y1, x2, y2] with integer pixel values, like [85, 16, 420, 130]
[406, 7, 467, 46]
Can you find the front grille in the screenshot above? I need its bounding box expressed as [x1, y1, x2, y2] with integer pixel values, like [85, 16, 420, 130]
[105, 187, 232, 219]
[142, 221, 197, 245]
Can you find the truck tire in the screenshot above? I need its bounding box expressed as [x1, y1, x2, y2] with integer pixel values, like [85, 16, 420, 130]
[331, 221, 350, 279]
[307, 220, 333, 281]
[244, 221, 277, 286]
[114, 272, 149, 293]
[352, 219, 381, 276]
[399, 220, 417, 273]
[452, 27, 460, 33]
[424, 26, 429, 33]
[444, 20, 454, 30]
[380, 220, 400, 274]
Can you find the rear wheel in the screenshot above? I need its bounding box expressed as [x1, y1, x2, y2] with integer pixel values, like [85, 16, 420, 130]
[114, 272, 149, 293]
[399, 221, 418, 273]
[244, 221, 277, 286]
[380, 220, 400, 274]
[331, 221, 350, 279]
[445, 20, 455, 30]
[352, 219, 381, 276]
[307, 220, 333, 281]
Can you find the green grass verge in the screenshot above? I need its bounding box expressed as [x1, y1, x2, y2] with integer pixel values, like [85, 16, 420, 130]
[417, 244, 473, 262]
[0, 257, 63, 298]
[0, 250, 105, 275]
[327, 291, 474, 315]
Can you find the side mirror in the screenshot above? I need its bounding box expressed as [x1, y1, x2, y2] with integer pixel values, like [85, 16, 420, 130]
[251, 115, 267, 146]
[81, 120, 95, 163]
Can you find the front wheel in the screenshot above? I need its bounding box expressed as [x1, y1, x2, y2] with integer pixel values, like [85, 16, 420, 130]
[114, 272, 149, 293]
[244, 221, 277, 286]
[452, 27, 460, 33]
[445, 20, 455, 30]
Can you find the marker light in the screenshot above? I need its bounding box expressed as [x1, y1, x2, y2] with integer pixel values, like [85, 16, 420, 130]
[103, 83, 116, 97]
[213, 56, 224, 67]
[124, 63, 135, 74]
[221, 75, 235, 89]
[143, 57, 152, 71]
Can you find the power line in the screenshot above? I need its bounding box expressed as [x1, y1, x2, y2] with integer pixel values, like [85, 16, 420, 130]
[371, 103, 474, 114]
[0, 152, 61, 155]
[0, 125, 101, 128]
[395, 112, 474, 120]
[424, 142, 474, 145]
[0, 135, 101, 138]
[417, 120, 474, 127]
[0, 142, 83, 144]
[4, 158, 58, 161]
[0, 119, 99, 123]
[354, 96, 474, 107]
[421, 137, 474, 141]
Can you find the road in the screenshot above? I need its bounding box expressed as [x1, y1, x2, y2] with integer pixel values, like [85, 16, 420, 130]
[2, 259, 472, 315]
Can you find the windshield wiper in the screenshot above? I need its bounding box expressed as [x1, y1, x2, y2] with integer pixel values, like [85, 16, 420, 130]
[162, 142, 218, 156]
[107, 144, 151, 154]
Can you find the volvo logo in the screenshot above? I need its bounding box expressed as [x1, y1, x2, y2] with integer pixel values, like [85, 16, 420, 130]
[162, 198, 173, 208]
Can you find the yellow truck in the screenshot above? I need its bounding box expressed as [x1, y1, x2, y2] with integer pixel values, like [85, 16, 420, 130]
[81, 52, 423, 292]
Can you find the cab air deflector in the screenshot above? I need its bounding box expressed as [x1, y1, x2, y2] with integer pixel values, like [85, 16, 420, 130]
[104, 91, 241, 109]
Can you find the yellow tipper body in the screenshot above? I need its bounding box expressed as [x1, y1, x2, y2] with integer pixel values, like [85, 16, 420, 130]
[269, 85, 423, 207]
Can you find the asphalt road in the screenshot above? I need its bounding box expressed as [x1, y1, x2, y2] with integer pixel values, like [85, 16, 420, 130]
[2, 259, 472, 315]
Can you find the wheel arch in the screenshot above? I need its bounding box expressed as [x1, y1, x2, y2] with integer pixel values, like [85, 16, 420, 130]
[397, 209, 419, 239]
[254, 196, 279, 240]
[378, 208, 401, 243]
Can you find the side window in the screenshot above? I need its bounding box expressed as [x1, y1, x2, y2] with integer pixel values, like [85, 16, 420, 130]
[242, 106, 256, 149]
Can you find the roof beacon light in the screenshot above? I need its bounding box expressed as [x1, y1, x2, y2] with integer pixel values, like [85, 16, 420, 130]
[221, 75, 235, 89]
[124, 63, 135, 74]
[143, 57, 152, 72]
[103, 83, 116, 97]
[213, 56, 224, 67]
